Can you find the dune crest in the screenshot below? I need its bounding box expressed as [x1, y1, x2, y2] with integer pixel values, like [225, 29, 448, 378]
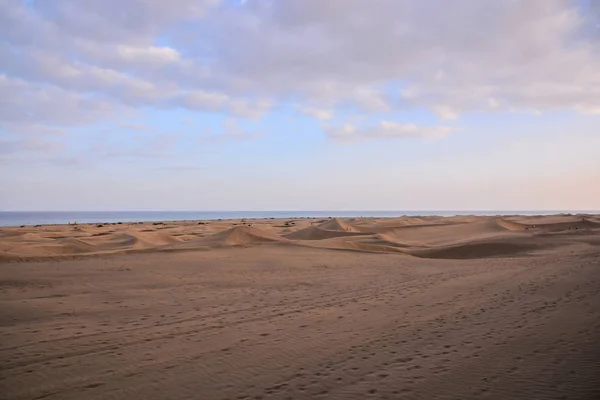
[202, 225, 287, 246]
[316, 218, 361, 232]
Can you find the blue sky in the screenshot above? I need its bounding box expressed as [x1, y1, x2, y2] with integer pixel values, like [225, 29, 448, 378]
[1, 0, 599, 211]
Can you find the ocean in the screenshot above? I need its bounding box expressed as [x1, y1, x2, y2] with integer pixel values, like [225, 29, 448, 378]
[0, 210, 597, 227]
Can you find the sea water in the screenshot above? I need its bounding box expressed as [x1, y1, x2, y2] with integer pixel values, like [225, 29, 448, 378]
[1, 210, 597, 227]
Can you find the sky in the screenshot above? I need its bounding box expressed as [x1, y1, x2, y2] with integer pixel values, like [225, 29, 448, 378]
[1, 0, 599, 211]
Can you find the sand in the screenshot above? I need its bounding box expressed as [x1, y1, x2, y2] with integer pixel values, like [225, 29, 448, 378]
[1, 214, 600, 399]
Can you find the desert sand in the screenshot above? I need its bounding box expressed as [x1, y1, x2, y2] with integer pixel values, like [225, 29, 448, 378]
[1, 214, 600, 399]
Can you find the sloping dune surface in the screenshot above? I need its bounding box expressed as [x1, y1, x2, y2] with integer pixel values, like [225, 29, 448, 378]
[11, 238, 97, 258]
[3, 225, 600, 400]
[500, 216, 600, 232]
[410, 238, 546, 259]
[284, 226, 367, 241]
[495, 218, 529, 231]
[379, 219, 513, 246]
[84, 231, 183, 250]
[295, 235, 409, 254]
[316, 218, 362, 232]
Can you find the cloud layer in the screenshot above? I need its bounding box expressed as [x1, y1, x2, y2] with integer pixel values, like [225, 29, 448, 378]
[2, 0, 599, 136]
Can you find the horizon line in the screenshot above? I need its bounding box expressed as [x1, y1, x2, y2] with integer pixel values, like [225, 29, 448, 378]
[2, 210, 599, 213]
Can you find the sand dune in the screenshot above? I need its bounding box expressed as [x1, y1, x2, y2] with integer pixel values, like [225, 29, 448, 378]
[4, 237, 97, 259]
[297, 235, 409, 254]
[210, 225, 287, 245]
[1, 214, 598, 261]
[373, 219, 516, 247]
[495, 218, 530, 231]
[2, 232, 600, 400]
[1, 214, 599, 399]
[176, 225, 289, 248]
[409, 237, 546, 259]
[500, 215, 600, 232]
[316, 218, 361, 232]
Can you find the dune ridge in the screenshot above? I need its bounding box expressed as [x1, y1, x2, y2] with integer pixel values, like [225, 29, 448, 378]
[204, 225, 288, 246]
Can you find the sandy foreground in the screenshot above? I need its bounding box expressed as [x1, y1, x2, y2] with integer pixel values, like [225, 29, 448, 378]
[1, 214, 600, 399]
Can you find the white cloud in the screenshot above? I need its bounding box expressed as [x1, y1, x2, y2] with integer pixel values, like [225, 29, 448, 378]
[229, 99, 272, 119]
[352, 87, 392, 113]
[0, 74, 122, 128]
[159, 165, 206, 171]
[325, 121, 453, 142]
[208, 118, 263, 141]
[488, 98, 501, 110]
[298, 106, 334, 120]
[0, 136, 64, 155]
[431, 105, 459, 121]
[116, 45, 182, 65]
[574, 105, 600, 115]
[119, 123, 152, 131]
[182, 90, 229, 111]
[90, 131, 184, 159]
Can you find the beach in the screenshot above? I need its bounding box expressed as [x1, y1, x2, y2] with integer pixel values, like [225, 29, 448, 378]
[1, 214, 600, 399]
